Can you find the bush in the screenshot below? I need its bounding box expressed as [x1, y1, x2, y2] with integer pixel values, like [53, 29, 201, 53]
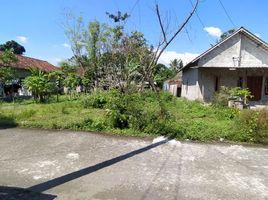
[212, 91, 229, 107]
[230, 109, 258, 142]
[82, 90, 108, 109]
[104, 90, 176, 135]
[255, 108, 268, 144]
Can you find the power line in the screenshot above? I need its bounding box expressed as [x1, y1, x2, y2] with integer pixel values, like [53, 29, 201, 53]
[123, 0, 140, 26]
[218, 0, 236, 28]
[188, 0, 216, 45]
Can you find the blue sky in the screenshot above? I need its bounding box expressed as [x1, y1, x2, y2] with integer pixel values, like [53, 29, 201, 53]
[0, 0, 267, 66]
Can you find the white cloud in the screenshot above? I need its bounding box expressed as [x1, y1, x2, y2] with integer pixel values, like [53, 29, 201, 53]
[44, 57, 65, 66]
[16, 36, 28, 44]
[62, 43, 71, 48]
[158, 51, 199, 66]
[204, 27, 222, 38]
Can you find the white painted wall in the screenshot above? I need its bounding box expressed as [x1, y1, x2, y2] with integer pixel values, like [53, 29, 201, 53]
[240, 35, 268, 67]
[181, 68, 202, 100]
[199, 34, 241, 68]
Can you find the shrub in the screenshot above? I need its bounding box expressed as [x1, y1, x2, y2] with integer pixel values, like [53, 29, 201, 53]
[23, 69, 55, 103]
[82, 90, 108, 109]
[255, 108, 268, 144]
[212, 91, 229, 107]
[103, 90, 174, 134]
[230, 109, 258, 142]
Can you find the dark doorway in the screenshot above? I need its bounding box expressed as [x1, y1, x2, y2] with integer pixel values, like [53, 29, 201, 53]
[177, 87, 181, 97]
[247, 76, 263, 101]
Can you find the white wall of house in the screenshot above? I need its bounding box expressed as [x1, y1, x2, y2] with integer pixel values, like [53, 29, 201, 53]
[240, 35, 268, 67]
[199, 34, 241, 68]
[181, 68, 202, 100]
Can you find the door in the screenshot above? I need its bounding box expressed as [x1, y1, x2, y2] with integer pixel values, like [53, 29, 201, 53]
[247, 76, 263, 101]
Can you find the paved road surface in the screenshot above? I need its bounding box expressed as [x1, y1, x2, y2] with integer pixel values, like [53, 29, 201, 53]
[0, 128, 268, 200]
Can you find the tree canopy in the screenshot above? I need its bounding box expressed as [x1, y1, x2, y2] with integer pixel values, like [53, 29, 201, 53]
[0, 40, 26, 55]
[219, 29, 236, 42]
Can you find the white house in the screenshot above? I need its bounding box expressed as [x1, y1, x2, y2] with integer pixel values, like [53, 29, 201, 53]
[181, 27, 268, 103]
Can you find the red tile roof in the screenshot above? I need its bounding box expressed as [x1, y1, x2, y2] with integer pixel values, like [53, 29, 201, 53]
[1, 54, 58, 72]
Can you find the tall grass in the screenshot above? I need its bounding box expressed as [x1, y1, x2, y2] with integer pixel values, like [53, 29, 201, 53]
[0, 91, 268, 144]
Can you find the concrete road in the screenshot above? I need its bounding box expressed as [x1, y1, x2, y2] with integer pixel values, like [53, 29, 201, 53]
[0, 128, 268, 200]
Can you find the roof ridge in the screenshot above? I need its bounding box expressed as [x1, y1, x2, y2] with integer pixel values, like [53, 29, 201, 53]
[183, 26, 266, 70]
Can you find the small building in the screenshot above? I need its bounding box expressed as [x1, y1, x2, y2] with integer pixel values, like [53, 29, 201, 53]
[0, 54, 57, 97]
[163, 73, 182, 97]
[181, 27, 268, 103]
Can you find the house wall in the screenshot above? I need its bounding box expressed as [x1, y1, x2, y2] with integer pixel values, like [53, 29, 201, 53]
[199, 33, 268, 69]
[199, 34, 241, 68]
[0, 68, 31, 97]
[181, 68, 202, 100]
[240, 35, 268, 67]
[200, 68, 243, 101]
[199, 68, 268, 102]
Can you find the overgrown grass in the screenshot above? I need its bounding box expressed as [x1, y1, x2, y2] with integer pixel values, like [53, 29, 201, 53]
[0, 91, 267, 144]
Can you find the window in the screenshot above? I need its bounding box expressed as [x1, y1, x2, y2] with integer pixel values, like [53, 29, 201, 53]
[265, 77, 268, 95]
[215, 76, 219, 92]
[237, 77, 243, 88]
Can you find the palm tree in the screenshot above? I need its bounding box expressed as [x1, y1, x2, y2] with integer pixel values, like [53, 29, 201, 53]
[169, 58, 183, 72]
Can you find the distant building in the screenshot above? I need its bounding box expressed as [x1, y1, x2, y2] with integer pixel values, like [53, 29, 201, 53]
[0, 54, 57, 97]
[163, 73, 182, 97]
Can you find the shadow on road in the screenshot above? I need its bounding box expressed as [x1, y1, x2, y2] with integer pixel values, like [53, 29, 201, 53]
[27, 139, 168, 193]
[0, 186, 57, 200]
[0, 115, 17, 130]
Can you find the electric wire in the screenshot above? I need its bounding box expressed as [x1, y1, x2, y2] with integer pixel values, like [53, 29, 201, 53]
[218, 0, 236, 28]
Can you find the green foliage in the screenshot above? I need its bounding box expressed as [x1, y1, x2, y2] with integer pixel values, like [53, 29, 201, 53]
[23, 69, 54, 103]
[231, 109, 258, 142]
[212, 87, 229, 107]
[212, 86, 253, 107]
[0, 49, 18, 65]
[169, 58, 183, 73]
[153, 63, 176, 87]
[220, 29, 236, 42]
[59, 59, 78, 74]
[1, 91, 268, 144]
[233, 110, 258, 142]
[0, 40, 26, 55]
[254, 108, 268, 144]
[227, 87, 253, 103]
[0, 67, 16, 84]
[82, 90, 108, 108]
[106, 11, 130, 23]
[0, 50, 18, 84]
[63, 73, 80, 93]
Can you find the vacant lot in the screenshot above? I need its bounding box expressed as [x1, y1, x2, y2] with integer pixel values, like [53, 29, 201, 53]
[0, 128, 268, 200]
[0, 91, 268, 144]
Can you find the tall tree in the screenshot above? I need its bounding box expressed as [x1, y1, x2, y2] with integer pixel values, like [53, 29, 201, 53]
[0, 40, 25, 55]
[137, 0, 199, 93]
[170, 58, 183, 73]
[0, 50, 18, 97]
